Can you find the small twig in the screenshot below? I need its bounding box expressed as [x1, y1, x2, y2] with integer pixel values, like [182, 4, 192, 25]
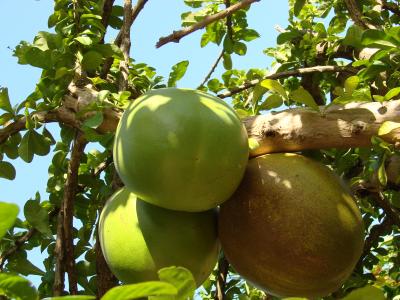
[156, 0, 260, 48]
[344, 0, 376, 29]
[217, 65, 358, 98]
[0, 229, 36, 270]
[198, 50, 224, 89]
[214, 255, 230, 300]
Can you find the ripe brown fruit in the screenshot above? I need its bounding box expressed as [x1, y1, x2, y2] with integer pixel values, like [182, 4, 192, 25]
[219, 153, 364, 298]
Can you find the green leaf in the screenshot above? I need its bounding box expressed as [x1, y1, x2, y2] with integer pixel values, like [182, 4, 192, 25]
[384, 87, 400, 101]
[7, 252, 45, 276]
[101, 282, 177, 300]
[168, 60, 189, 87]
[30, 130, 51, 156]
[378, 121, 400, 136]
[0, 202, 19, 240]
[0, 88, 13, 113]
[341, 285, 385, 300]
[0, 112, 14, 126]
[290, 87, 319, 110]
[43, 296, 96, 300]
[0, 161, 16, 180]
[82, 51, 103, 72]
[259, 94, 283, 111]
[18, 131, 35, 163]
[294, 0, 306, 16]
[248, 138, 260, 152]
[24, 199, 51, 235]
[75, 36, 93, 46]
[378, 156, 387, 186]
[344, 76, 360, 94]
[343, 25, 364, 49]
[223, 52, 232, 70]
[277, 31, 301, 44]
[83, 112, 104, 129]
[223, 36, 234, 54]
[157, 267, 196, 300]
[0, 273, 38, 300]
[260, 79, 288, 100]
[233, 41, 247, 56]
[362, 29, 397, 48]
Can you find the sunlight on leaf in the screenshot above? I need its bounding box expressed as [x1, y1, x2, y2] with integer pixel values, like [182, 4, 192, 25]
[378, 121, 400, 136]
[0, 202, 19, 240]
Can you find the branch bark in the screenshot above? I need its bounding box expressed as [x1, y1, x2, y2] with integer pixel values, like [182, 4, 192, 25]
[156, 0, 260, 48]
[54, 133, 87, 295]
[214, 255, 229, 300]
[63, 133, 87, 295]
[217, 65, 358, 99]
[244, 99, 400, 157]
[382, 0, 400, 17]
[344, 0, 376, 29]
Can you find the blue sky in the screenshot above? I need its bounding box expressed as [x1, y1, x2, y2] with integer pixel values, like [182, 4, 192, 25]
[0, 0, 289, 289]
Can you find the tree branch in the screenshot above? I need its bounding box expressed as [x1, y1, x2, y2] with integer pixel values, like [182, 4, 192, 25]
[100, 0, 116, 43]
[214, 255, 229, 300]
[2, 84, 400, 160]
[344, 0, 376, 29]
[53, 207, 65, 296]
[0, 229, 36, 270]
[198, 49, 224, 89]
[95, 231, 118, 298]
[381, 0, 400, 17]
[357, 217, 393, 269]
[156, 0, 260, 48]
[217, 65, 358, 98]
[244, 99, 400, 157]
[63, 133, 87, 295]
[372, 191, 400, 228]
[118, 0, 133, 91]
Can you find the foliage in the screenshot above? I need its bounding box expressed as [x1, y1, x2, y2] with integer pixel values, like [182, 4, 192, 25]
[0, 0, 399, 299]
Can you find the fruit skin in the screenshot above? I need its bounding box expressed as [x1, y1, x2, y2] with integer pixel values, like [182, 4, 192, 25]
[99, 188, 219, 286]
[218, 153, 365, 298]
[113, 88, 249, 212]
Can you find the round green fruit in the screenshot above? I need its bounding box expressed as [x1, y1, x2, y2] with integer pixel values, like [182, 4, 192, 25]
[219, 153, 364, 298]
[99, 188, 219, 286]
[113, 88, 249, 212]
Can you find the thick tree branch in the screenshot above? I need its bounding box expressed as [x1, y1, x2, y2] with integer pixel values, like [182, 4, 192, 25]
[214, 255, 229, 300]
[245, 99, 400, 157]
[217, 65, 358, 98]
[2, 83, 400, 160]
[344, 0, 376, 29]
[156, 0, 260, 48]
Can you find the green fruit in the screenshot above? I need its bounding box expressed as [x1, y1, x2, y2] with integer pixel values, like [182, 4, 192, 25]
[219, 153, 364, 298]
[99, 188, 219, 286]
[113, 88, 249, 212]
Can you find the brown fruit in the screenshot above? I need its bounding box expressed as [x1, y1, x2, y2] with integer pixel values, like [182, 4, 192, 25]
[219, 153, 364, 298]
